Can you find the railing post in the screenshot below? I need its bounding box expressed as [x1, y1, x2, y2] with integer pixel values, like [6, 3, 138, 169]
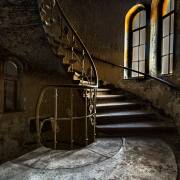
[82, 50, 85, 82]
[71, 46, 74, 72]
[90, 66, 93, 85]
[93, 88, 97, 142]
[54, 88, 58, 150]
[85, 89, 88, 145]
[70, 88, 74, 149]
[36, 112, 41, 146]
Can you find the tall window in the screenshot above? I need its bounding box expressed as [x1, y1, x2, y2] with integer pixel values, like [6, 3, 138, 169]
[161, 0, 175, 75]
[4, 61, 20, 111]
[131, 10, 146, 77]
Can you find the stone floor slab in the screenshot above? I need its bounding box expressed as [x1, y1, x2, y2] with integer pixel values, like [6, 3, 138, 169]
[0, 138, 177, 180]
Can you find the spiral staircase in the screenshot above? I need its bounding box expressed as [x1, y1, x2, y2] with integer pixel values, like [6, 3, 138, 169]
[36, 0, 177, 149]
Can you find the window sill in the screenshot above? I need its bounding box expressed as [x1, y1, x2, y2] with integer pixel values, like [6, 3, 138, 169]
[123, 76, 147, 81]
[158, 73, 174, 78]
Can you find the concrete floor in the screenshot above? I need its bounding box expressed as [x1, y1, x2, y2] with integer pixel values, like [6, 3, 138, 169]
[0, 138, 177, 180]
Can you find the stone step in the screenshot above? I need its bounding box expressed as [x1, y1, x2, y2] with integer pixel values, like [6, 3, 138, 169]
[96, 110, 156, 124]
[97, 88, 112, 92]
[96, 94, 125, 99]
[96, 121, 176, 136]
[73, 80, 91, 85]
[96, 102, 141, 112]
[96, 88, 125, 95]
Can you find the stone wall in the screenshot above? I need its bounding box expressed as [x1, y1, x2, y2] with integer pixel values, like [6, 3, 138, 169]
[0, 0, 89, 163]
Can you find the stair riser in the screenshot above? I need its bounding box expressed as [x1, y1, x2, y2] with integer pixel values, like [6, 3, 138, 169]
[96, 90, 124, 95]
[96, 91, 112, 96]
[96, 115, 156, 125]
[96, 127, 176, 137]
[96, 97, 127, 103]
[96, 105, 142, 113]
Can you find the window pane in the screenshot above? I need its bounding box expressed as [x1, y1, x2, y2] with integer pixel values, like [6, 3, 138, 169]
[140, 10, 146, 27]
[140, 28, 146, 45]
[132, 62, 138, 77]
[162, 1, 171, 16]
[139, 45, 145, 60]
[132, 47, 138, 61]
[170, 34, 174, 54]
[133, 31, 139, 46]
[163, 16, 170, 37]
[132, 13, 140, 30]
[170, 54, 173, 73]
[162, 36, 170, 56]
[171, 0, 175, 11]
[139, 61, 145, 74]
[162, 55, 169, 74]
[171, 14, 174, 33]
[5, 80, 16, 111]
[5, 61, 18, 77]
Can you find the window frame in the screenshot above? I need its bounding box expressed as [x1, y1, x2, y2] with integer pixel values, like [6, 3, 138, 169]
[126, 6, 150, 79]
[4, 60, 23, 113]
[159, 0, 175, 76]
[131, 10, 147, 78]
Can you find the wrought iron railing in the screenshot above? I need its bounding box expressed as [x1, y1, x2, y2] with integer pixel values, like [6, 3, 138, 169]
[39, 0, 98, 86]
[36, 84, 97, 149]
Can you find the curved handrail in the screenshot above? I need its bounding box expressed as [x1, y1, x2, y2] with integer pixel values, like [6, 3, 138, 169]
[91, 57, 180, 91]
[55, 0, 98, 87]
[39, 0, 98, 88]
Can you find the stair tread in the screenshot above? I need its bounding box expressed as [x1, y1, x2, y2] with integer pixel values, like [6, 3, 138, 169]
[96, 94, 125, 98]
[97, 88, 112, 92]
[96, 121, 175, 129]
[96, 102, 139, 108]
[96, 110, 155, 118]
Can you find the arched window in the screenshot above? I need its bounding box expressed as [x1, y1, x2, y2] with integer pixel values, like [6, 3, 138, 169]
[4, 61, 21, 111]
[131, 10, 146, 77]
[161, 0, 175, 75]
[124, 4, 147, 79]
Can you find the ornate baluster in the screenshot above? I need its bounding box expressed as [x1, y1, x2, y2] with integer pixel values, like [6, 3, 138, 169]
[69, 36, 76, 72]
[90, 66, 93, 85]
[81, 50, 85, 82]
[93, 88, 97, 142]
[50, 0, 55, 23]
[85, 89, 88, 145]
[54, 88, 58, 149]
[71, 46, 74, 72]
[70, 88, 74, 149]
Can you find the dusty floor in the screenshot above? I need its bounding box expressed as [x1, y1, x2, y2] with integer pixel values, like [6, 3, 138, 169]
[0, 138, 177, 180]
